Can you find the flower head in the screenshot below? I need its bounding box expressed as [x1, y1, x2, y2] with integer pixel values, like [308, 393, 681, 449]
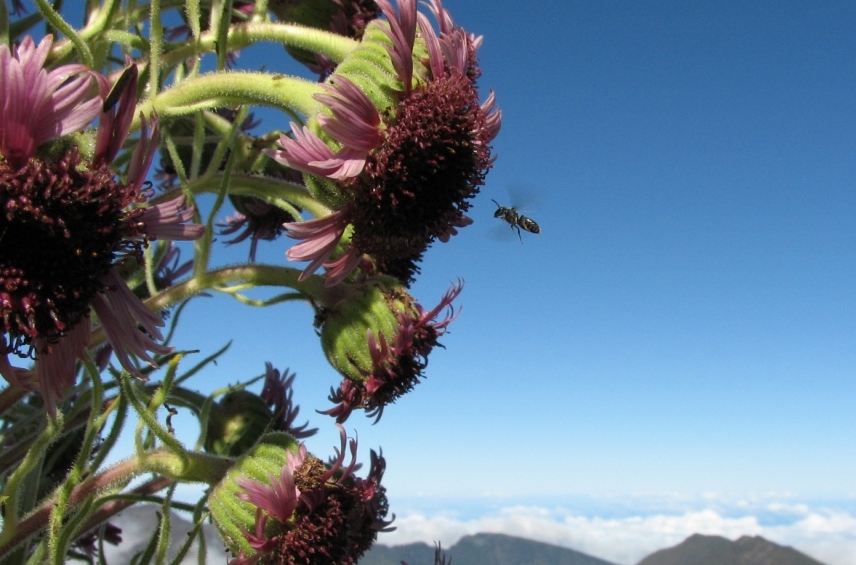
[268, 0, 500, 286]
[210, 427, 392, 565]
[270, 0, 381, 79]
[261, 363, 319, 439]
[318, 278, 463, 422]
[0, 40, 204, 415]
[220, 196, 300, 261]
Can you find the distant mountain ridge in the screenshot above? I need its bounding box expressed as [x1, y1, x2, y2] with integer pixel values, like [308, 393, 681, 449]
[358, 533, 618, 565]
[358, 532, 829, 565]
[637, 533, 827, 565]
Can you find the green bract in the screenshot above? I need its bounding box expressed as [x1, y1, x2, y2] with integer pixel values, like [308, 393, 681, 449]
[208, 432, 300, 557]
[319, 276, 410, 382]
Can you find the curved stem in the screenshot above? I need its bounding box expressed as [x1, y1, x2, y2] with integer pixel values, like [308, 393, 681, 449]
[77, 476, 175, 538]
[0, 449, 232, 559]
[34, 0, 93, 67]
[147, 265, 328, 314]
[186, 172, 331, 218]
[88, 266, 326, 350]
[0, 413, 63, 550]
[160, 21, 359, 68]
[132, 71, 325, 131]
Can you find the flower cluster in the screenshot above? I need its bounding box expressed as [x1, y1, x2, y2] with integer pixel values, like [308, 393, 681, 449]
[319, 278, 463, 422]
[270, 0, 501, 286]
[0, 0, 501, 562]
[211, 428, 392, 565]
[0, 37, 203, 414]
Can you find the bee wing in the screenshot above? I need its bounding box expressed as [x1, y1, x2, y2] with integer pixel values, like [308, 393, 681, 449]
[506, 183, 541, 214]
[488, 220, 521, 242]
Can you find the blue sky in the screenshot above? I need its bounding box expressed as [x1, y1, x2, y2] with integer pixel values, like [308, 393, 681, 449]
[86, 1, 856, 563]
[176, 0, 856, 497]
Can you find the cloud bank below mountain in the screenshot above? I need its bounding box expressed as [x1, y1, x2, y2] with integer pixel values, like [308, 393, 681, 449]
[377, 494, 856, 565]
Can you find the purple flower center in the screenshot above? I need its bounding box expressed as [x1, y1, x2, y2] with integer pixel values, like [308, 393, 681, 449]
[0, 149, 143, 356]
[348, 71, 492, 283]
[268, 482, 386, 565]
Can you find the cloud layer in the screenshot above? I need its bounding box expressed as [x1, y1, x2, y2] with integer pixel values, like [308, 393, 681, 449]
[95, 493, 856, 565]
[378, 494, 856, 565]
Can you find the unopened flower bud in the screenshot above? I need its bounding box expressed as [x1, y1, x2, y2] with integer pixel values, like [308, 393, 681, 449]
[205, 390, 274, 457]
[269, 0, 341, 29]
[317, 277, 463, 422]
[269, 0, 380, 77]
[209, 427, 392, 565]
[319, 276, 407, 382]
[208, 432, 300, 557]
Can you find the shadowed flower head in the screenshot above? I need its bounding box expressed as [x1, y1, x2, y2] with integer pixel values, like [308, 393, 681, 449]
[268, 0, 500, 286]
[220, 196, 300, 261]
[199, 365, 315, 457]
[0, 38, 204, 415]
[270, 0, 380, 79]
[210, 427, 392, 565]
[260, 363, 318, 439]
[317, 277, 463, 422]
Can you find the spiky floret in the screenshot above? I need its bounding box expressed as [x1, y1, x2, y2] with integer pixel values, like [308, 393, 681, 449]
[268, 0, 500, 286]
[0, 39, 203, 414]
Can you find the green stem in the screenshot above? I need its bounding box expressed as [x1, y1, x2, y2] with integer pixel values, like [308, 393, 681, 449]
[139, 448, 233, 485]
[0, 384, 27, 416]
[0, 414, 64, 553]
[146, 265, 328, 314]
[79, 476, 180, 535]
[160, 21, 359, 69]
[186, 172, 331, 218]
[132, 71, 325, 131]
[149, 0, 163, 97]
[33, 0, 94, 67]
[88, 266, 326, 350]
[0, 449, 231, 559]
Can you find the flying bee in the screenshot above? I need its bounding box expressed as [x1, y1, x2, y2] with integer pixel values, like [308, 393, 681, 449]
[491, 199, 541, 242]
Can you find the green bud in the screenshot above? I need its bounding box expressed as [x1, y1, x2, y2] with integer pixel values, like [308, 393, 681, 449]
[319, 276, 414, 383]
[37, 130, 96, 163]
[269, 0, 340, 29]
[205, 390, 274, 457]
[208, 432, 300, 557]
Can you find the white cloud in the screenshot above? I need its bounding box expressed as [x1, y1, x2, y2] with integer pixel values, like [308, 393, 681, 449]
[91, 494, 856, 565]
[378, 496, 856, 565]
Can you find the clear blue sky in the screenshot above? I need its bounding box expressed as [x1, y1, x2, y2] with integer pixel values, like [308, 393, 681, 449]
[140, 1, 856, 562]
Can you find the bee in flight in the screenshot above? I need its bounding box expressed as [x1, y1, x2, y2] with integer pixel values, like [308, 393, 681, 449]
[491, 199, 541, 242]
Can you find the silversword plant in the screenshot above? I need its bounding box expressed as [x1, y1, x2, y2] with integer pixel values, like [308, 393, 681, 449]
[0, 1, 500, 563]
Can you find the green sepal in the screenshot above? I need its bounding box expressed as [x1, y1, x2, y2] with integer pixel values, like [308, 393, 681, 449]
[208, 432, 300, 557]
[319, 277, 411, 382]
[205, 391, 275, 457]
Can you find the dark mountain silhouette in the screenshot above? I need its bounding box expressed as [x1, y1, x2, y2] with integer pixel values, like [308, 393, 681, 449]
[358, 533, 619, 565]
[636, 533, 827, 565]
[359, 532, 830, 565]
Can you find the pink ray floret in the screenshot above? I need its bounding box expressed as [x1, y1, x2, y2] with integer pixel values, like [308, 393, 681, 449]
[376, 0, 417, 91]
[0, 36, 101, 166]
[268, 125, 366, 180]
[283, 210, 353, 281]
[315, 76, 384, 152]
